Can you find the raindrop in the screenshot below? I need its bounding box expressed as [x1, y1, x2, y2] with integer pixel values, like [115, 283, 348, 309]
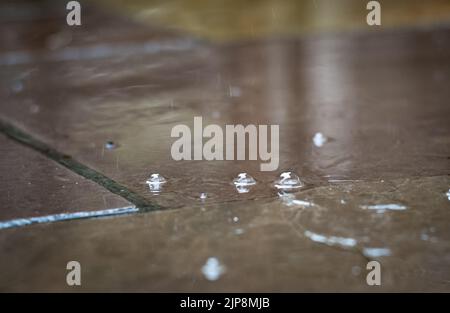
[146, 173, 167, 185]
[201, 257, 225, 281]
[313, 132, 327, 147]
[446, 189, 450, 201]
[233, 173, 256, 186]
[146, 173, 166, 193]
[274, 171, 304, 189]
[105, 140, 116, 150]
[200, 192, 207, 200]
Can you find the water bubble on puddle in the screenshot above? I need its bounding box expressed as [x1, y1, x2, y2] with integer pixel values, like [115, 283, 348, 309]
[274, 171, 304, 189]
[146, 173, 166, 193]
[105, 140, 116, 150]
[146, 173, 167, 185]
[313, 132, 327, 147]
[233, 173, 256, 186]
[233, 216, 239, 222]
[446, 189, 450, 200]
[362, 247, 391, 258]
[201, 257, 225, 281]
[200, 192, 208, 200]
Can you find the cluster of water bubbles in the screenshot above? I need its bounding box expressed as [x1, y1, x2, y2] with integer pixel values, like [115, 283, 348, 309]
[145, 171, 305, 196]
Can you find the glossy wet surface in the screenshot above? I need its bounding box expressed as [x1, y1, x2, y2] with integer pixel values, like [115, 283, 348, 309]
[0, 0, 449, 291]
[0, 133, 131, 222]
[1, 175, 449, 292]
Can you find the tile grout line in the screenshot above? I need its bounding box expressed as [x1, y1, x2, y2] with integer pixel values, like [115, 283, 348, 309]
[0, 206, 139, 230]
[0, 118, 166, 217]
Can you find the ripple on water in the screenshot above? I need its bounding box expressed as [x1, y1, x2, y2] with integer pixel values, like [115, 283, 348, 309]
[304, 230, 357, 248]
[363, 247, 391, 258]
[360, 204, 407, 213]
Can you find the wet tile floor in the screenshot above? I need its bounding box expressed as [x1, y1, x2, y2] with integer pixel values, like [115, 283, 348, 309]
[0, 0, 449, 291]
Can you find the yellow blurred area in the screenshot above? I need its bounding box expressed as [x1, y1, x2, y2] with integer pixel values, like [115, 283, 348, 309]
[97, 0, 450, 41]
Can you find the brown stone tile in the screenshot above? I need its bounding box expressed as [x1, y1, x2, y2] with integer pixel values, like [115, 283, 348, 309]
[0, 175, 448, 292]
[0, 0, 449, 293]
[0, 23, 449, 209]
[0, 133, 131, 222]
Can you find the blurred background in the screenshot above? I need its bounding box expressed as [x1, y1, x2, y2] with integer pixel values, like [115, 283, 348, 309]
[102, 0, 450, 40]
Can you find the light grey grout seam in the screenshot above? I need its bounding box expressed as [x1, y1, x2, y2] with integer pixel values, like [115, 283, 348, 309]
[0, 119, 168, 230]
[0, 206, 139, 230]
